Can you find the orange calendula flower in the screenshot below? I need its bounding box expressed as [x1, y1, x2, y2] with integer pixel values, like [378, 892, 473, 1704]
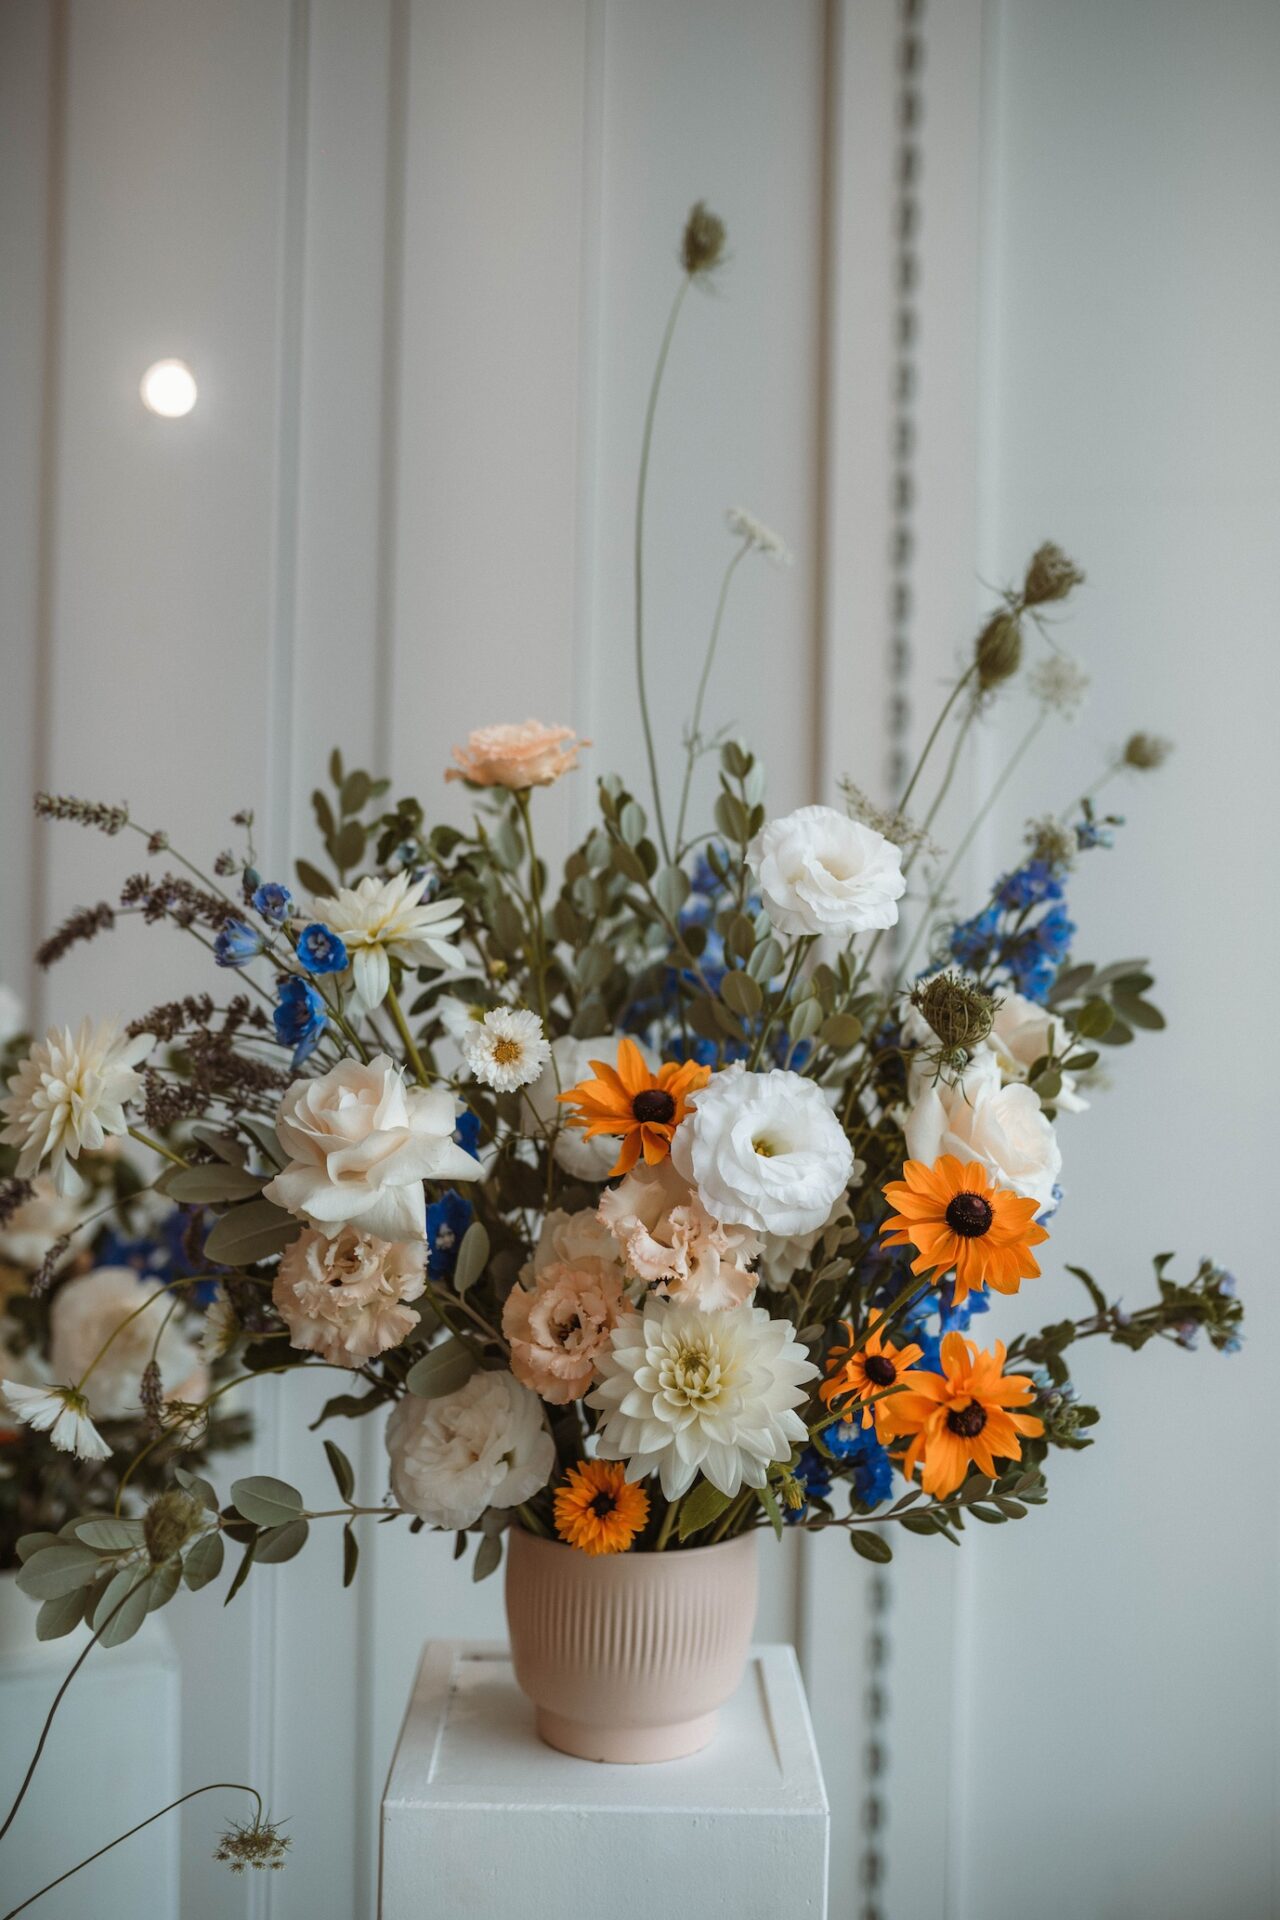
[882, 1331, 1044, 1497]
[880, 1155, 1048, 1306]
[820, 1321, 924, 1433]
[557, 1037, 709, 1178]
[554, 1458, 650, 1555]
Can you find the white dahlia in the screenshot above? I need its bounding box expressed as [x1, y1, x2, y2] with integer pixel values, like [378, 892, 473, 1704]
[1, 1018, 154, 1194]
[385, 1369, 554, 1530]
[671, 1065, 853, 1237]
[747, 804, 905, 939]
[461, 1007, 550, 1092]
[317, 872, 465, 1011]
[589, 1299, 818, 1500]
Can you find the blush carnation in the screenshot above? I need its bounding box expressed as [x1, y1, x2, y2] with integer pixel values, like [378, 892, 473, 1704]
[598, 1159, 761, 1311]
[502, 1258, 628, 1405]
[445, 720, 586, 790]
[273, 1226, 426, 1368]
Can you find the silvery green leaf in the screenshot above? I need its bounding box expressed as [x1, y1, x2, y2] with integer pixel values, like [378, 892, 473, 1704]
[253, 1517, 310, 1565]
[619, 800, 646, 847]
[204, 1197, 302, 1265]
[94, 1568, 152, 1648]
[472, 1532, 503, 1582]
[405, 1337, 476, 1401]
[230, 1475, 305, 1529]
[721, 971, 763, 1018]
[191, 1126, 250, 1167]
[787, 995, 824, 1042]
[175, 1467, 219, 1512]
[452, 1221, 490, 1296]
[146, 1557, 183, 1610]
[240, 1119, 286, 1169]
[183, 1531, 225, 1592]
[36, 1588, 89, 1640]
[15, 1531, 60, 1563]
[323, 1440, 355, 1503]
[16, 1543, 104, 1600]
[165, 1165, 268, 1205]
[73, 1517, 145, 1551]
[652, 866, 690, 918]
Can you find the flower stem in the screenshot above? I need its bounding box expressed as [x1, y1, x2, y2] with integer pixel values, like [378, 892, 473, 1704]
[385, 983, 430, 1086]
[515, 790, 552, 1029]
[127, 1126, 190, 1171]
[675, 540, 750, 853]
[654, 1498, 681, 1551]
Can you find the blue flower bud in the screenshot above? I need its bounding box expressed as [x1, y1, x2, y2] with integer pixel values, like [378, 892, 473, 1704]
[214, 919, 264, 969]
[273, 977, 327, 1066]
[296, 923, 348, 975]
[252, 882, 293, 925]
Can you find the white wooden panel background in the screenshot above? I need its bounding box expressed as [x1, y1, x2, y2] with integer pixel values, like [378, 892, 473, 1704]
[1, 3, 1275, 1916]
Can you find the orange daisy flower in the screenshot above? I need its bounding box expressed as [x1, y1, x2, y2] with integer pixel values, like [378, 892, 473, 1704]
[881, 1331, 1044, 1497]
[880, 1155, 1048, 1306]
[553, 1458, 650, 1555]
[557, 1037, 709, 1177]
[820, 1321, 924, 1432]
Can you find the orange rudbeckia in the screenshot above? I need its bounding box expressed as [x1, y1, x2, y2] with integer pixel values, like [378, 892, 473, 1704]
[554, 1459, 650, 1555]
[557, 1037, 709, 1177]
[820, 1320, 924, 1433]
[880, 1155, 1048, 1306]
[881, 1331, 1044, 1496]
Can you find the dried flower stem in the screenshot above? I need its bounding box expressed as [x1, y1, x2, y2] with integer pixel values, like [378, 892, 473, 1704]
[675, 538, 751, 854]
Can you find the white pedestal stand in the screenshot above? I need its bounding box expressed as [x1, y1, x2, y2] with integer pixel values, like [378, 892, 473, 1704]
[380, 1640, 829, 1920]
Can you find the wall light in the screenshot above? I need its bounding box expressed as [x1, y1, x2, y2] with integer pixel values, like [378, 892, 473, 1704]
[140, 359, 198, 418]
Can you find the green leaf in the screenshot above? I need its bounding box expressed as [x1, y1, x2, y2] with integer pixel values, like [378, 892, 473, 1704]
[331, 821, 366, 871]
[328, 747, 344, 786]
[1073, 999, 1114, 1039]
[453, 1221, 491, 1297]
[1112, 993, 1165, 1031]
[676, 1479, 735, 1541]
[191, 1127, 249, 1167]
[183, 1531, 225, 1592]
[204, 1197, 302, 1266]
[94, 1568, 152, 1648]
[1065, 1264, 1108, 1316]
[405, 1337, 476, 1401]
[323, 1440, 355, 1504]
[759, 1482, 784, 1541]
[147, 1556, 183, 1611]
[618, 800, 646, 846]
[224, 1538, 258, 1606]
[787, 996, 824, 1042]
[746, 936, 784, 983]
[164, 1165, 267, 1205]
[820, 1012, 863, 1051]
[850, 1529, 893, 1563]
[296, 858, 338, 901]
[342, 1523, 359, 1588]
[230, 1475, 305, 1529]
[240, 1119, 286, 1169]
[652, 866, 691, 918]
[967, 1504, 1007, 1524]
[713, 791, 750, 844]
[254, 1517, 311, 1564]
[175, 1467, 219, 1513]
[36, 1588, 89, 1640]
[341, 769, 372, 815]
[309, 1388, 386, 1429]
[73, 1517, 145, 1551]
[993, 1497, 1027, 1519]
[721, 970, 763, 1018]
[473, 1532, 503, 1582]
[16, 1543, 105, 1600]
[16, 1531, 61, 1563]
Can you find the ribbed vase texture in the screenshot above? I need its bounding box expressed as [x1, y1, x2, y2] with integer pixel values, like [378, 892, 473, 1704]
[505, 1527, 758, 1762]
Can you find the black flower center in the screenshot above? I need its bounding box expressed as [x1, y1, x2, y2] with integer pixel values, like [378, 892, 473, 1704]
[632, 1088, 676, 1126]
[945, 1192, 994, 1238]
[946, 1401, 987, 1438]
[589, 1491, 617, 1519]
[864, 1354, 897, 1387]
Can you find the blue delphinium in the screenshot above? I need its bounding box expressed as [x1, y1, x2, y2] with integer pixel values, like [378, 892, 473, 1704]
[453, 1108, 482, 1160]
[825, 1418, 895, 1509]
[948, 861, 1077, 1007]
[296, 923, 348, 975]
[996, 859, 1063, 912]
[426, 1189, 473, 1279]
[784, 1447, 833, 1523]
[252, 882, 293, 924]
[274, 977, 327, 1065]
[214, 919, 264, 969]
[938, 1279, 990, 1334]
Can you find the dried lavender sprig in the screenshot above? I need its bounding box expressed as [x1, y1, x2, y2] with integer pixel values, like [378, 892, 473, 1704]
[34, 792, 129, 835]
[35, 901, 116, 970]
[0, 1178, 35, 1227]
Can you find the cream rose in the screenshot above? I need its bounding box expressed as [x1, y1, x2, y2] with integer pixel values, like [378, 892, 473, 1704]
[445, 720, 585, 790]
[49, 1267, 205, 1421]
[385, 1369, 554, 1530]
[264, 1055, 482, 1241]
[273, 1226, 426, 1368]
[502, 1259, 627, 1404]
[904, 1046, 1062, 1212]
[989, 992, 1088, 1113]
[747, 804, 905, 938]
[670, 1065, 854, 1238]
[598, 1159, 761, 1310]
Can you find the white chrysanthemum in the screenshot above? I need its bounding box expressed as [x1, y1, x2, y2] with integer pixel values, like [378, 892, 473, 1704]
[461, 1007, 550, 1092]
[521, 1034, 660, 1180]
[1, 1380, 110, 1460]
[1, 1018, 154, 1195]
[748, 804, 905, 939]
[725, 506, 794, 567]
[671, 1065, 854, 1237]
[589, 1300, 818, 1499]
[385, 1368, 554, 1530]
[50, 1267, 205, 1420]
[318, 872, 465, 1011]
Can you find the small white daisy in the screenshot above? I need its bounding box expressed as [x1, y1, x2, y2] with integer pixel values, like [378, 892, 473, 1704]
[725, 506, 794, 567]
[1, 1379, 111, 1460]
[461, 1008, 550, 1093]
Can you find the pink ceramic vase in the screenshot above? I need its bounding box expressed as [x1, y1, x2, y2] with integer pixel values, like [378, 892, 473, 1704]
[505, 1526, 758, 1763]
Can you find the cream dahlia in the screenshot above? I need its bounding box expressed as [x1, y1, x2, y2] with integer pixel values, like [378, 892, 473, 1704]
[317, 872, 465, 1012]
[1, 1018, 154, 1194]
[385, 1368, 554, 1530]
[273, 1226, 426, 1368]
[461, 1007, 550, 1092]
[588, 1299, 818, 1499]
[598, 1159, 761, 1311]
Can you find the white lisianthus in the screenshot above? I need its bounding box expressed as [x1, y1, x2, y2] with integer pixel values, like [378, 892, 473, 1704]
[671, 1065, 853, 1237]
[0, 1380, 110, 1460]
[747, 804, 905, 938]
[989, 992, 1088, 1113]
[1, 1018, 154, 1195]
[904, 1046, 1062, 1212]
[49, 1267, 206, 1421]
[598, 1160, 762, 1311]
[264, 1055, 482, 1240]
[385, 1369, 554, 1530]
[520, 1034, 659, 1181]
[588, 1300, 818, 1499]
[461, 1007, 550, 1092]
[317, 872, 465, 1012]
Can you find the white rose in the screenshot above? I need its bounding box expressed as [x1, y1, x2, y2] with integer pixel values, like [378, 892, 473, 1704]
[989, 992, 1088, 1113]
[385, 1369, 554, 1530]
[264, 1055, 482, 1241]
[747, 804, 905, 938]
[49, 1267, 205, 1420]
[520, 1034, 658, 1181]
[670, 1065, 853, 1237]
[904, 1047, 1062, 1212]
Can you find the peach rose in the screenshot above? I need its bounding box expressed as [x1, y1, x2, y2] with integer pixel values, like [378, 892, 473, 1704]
[445, 720, 586, 789]
[502, 1258, 628, 1405]
[273, 1225, 426, 1368]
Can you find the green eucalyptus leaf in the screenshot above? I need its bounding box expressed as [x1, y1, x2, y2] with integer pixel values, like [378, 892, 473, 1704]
[254, 1517, 311, 1564]
[183, 1530, 226, 1592]
[653, 866, 691, 918]
[204, 1197, 302, 1266]
[240, 1119, 286, 1169]
[787, 996, 824, 1042]
[342, 1523, 360, 1588]
[15, 1531, 60, 1564]
[472, 1532, 503, 1582]
[225, 1538, 258, 1606]
[36, 1588, 89, 1640]
[721, 970, 763, 1018]
[174, 1467, 220, 1512]
[331, 821, 366, 871]
[73, 1517, 145, 1552]
[323, 1440, 356, 1504]
[1073, 999, 1114, 1039]
[405, 1337, 477, 1401]
[165, 1165, 268, 1205]
[230, 1475, 305, 1529]
[147, 1556, 183, 1611]
[820, 1012, 863, 1051]
[296, 858, 338, 901]
[453, 1221, 491, 1296]
[94, 1568, 152, 1648]
[341, 769, 372, 815]
[16, 1543, 105, 1600]
[191, 1127, 249, 1167]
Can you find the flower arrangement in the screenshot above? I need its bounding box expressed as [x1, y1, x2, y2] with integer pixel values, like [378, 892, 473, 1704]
[0, 200, 1244, 1877]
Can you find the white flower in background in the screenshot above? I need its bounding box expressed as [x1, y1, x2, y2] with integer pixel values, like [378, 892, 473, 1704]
[0, 984, 25, 1049]
[1, 1018, 154, 1195]
[317, 872, 465, 1012]
[1028, 652, 1090, 719]
[521, 1034, 659, 1181]
[434, 994, 485, 1047]
[526, 1205, 621, 1277]
[725, 506, 794, 567]
[264, 1055, 481, 1241]
[904, 1047, 1062, 1213]
[747, 805, 905, 939]
[273, 1226, 426, 1369]
[989, 992, 1089, 1114]
[49, 1267, 205, 1420]
[589, 1300, 818, 1500]
[200, 1288, 241, 1364]
[385, 1369, 554, 1530]
[598, 1160, 762, 1311]
[671, 1065, 853, 1238]
[0, 1380, 110, 1460]
[0, 1174, 86, 1272]
[461, 1007, 550, 1093]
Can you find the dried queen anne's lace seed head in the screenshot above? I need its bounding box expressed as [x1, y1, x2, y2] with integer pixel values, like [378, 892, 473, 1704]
[725, 507, 794, 567]
[214, 1814, 291, 1874]
[974, 611, 1023, 690]
[909, 972, 998, 1055]
[681, 200, 727, 277]
[1122, 731, 1173, 771]
[1022, 541, 1085, 607]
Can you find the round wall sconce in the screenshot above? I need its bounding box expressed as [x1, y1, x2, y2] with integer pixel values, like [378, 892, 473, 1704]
[140, 359, 198, 418]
